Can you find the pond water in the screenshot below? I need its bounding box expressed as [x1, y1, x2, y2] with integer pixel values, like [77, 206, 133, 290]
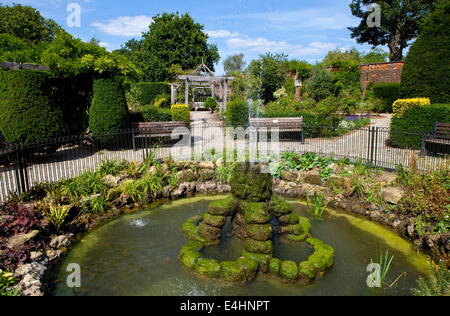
[50, 195, 429, 296]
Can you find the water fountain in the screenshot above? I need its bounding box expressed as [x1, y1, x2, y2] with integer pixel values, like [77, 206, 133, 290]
[179, 162, 335, 284]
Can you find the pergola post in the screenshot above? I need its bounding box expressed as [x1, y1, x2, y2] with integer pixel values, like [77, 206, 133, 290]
[185, 79, 189, 105]
[223, 80, 228, 113]
[171, 84, 176, 104]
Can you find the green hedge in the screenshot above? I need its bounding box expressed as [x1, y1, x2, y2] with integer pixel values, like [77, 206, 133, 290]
[226, 98, 249, 128]
[390, 103, 450, 149]
[373, 83, 400, 113]
[0, 69, 65, 145]
[89, 78, 130, 140]
[154, 93, 171, 108]
[128, 82, 171, 107]
[400, 1, 450, 103]
[141, 106, 172, 122]
[171, 104, 191, 127]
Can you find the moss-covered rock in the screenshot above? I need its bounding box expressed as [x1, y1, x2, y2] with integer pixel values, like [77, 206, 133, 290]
[246, 223, 273, 241]
[207, 197, 238, 216]
[194, 258, 221, 278]
[203, 213, 227, 228]
[279, 223, 304, 235]
[236, 257, 259, 280]
[299, 217, 312, 235]
[241, 249, 272, 273]
[177, 169, 196, 182]
[199, 169, 216, 181]
[304, 237, 335, 273]
[298, 261, 316, 281]
[219, 261, 246, 283]
[245, 239, 273, 255]
[269, 258, 281, 276]
[280, 260, 299, 282]
[244, 202, 271, 224]
[269, 196, 293, 217]
[279, 212, 300, 225]
[179, 249, 202, 269]
[230, 163, 249, 199]
[246, 165, 273, 202]
[284, 233, 311, 242]
[198, 222, 222, 241]
[181, 217, 210, 243]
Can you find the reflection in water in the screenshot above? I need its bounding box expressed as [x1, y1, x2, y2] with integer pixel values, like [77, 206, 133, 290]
[50, 195, 428, 296]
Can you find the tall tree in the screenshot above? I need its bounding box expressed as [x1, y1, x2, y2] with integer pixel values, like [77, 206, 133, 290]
[0, 3, 59, 43]
[223, 53, 246, 75]
[125, 12, 220, 82]
[348, 0, 435, 61]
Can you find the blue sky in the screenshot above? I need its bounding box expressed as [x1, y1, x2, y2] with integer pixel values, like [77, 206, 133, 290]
[3, 0, 383, 74]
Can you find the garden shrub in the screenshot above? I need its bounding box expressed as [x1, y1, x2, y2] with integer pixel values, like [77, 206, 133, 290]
[392, 98, 431, 119]
[171, 104, 191, 126]
[305, 67, 335, 102]
[226, 98, 249, 128]
[390, 103, 450, 149]
[0, 69, 65, 145]
[89, 78, 130, 140]
[127, 82, 171, 107]
[153, 93, 171, 108]
[373, 83, 400, 113]
[204, 97, 218, 112]
[400, 1, 450, 104]
[141, 106, 172, 122]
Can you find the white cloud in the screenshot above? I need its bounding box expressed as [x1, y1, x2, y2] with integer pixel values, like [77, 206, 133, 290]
[92, 16, 153, 37]
[226, 35, 339, 57]
[98, 41, 110, 48]
[205, 29, 240, 39]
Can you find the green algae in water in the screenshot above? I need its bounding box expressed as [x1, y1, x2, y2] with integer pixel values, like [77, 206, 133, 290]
[50, 195, 427, 296]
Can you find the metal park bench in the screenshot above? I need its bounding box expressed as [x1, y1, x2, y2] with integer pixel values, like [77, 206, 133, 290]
[131, 121, 189, 151]
[423, 122, 450, 156]
[249, 117, 304, 143]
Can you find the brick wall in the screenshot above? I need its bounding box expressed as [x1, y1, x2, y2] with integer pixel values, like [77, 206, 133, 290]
[360, 61, 404, 92]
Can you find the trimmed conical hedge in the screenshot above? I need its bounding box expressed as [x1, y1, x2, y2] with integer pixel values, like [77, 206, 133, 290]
[400, 1, 450, 103]
[0, 69, 65, 145]
[89, 78, 130, 140]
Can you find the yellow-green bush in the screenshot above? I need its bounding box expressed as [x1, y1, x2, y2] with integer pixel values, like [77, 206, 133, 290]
[392, 98, 431, 119]
[171, 104, 190, 127]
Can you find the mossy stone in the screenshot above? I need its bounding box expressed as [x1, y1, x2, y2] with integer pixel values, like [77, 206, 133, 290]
[241, 249, 272, 273]
[181, 218, 209, 243]
[199, 169, 216, 181]
[179, 250, 202, 269]
[269, 196, 293, 217]
[246, 165, 273, 202]
[269, 258, 281, 276]
[244, 202, 271, 224]
[299, 217, 312, 235]
[219, 261, 246, 283]
[279, 223, 304, 235]
[179, 241, 204, 256]
[245, 239, 273, 255]
[246, 223, 273, 241]
[177, 169, 196, 182]
[207, 197, 238, 216]
[284, 233, 311, 242]
[307, 252, 333, 272]
[279, 212, 300, 225]
[194, 258, 221, 278]
[236, 257, 259, 280]
[299, 261, 316, 280]
[203, 213, 227, 228]
[198, 222, 222, 241]
[280, 260, 299, 282]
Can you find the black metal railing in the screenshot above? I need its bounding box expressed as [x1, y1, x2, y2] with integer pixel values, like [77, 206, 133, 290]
[0, 123, 448, 202]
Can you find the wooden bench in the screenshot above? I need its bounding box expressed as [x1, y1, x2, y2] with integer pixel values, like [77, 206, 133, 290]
[131, 121, 189, 150]
[249, 117, 304, 143]
[423, 122, 450, 155]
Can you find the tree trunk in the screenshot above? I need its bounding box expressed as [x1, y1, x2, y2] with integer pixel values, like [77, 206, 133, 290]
[389, 28, 403, 61]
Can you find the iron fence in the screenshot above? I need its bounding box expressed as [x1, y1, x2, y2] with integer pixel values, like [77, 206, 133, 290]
[0, 123, 448, 202]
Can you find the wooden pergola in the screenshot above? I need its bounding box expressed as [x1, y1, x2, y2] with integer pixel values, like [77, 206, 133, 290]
[170, 61, 234, 112]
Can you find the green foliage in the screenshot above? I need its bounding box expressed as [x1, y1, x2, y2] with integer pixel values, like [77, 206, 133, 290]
[89, 78, 130, 140]
[226, 98, 249, 128]
[0, 3, 59, 44]
[141, 106, 172, 122]
[120, 12, 220, 82]
[82, 196, 108, 215]
[171, 104, 191, 126]
[412, 262, 450, 296]
[400, 1, 450, 103]
[0, 269, 19, 296]
[349, 0, 435, 61]
[306, 191, 330, 219]
[373, 83, 400, 113]
[204, 97, 218, 111]
[215, 163, 237, 184]
[127, 82, 171, 108]
[390, 104, 450, 149]
[46, 203, 70, 231]
[284, 60, 313, 79]
[0, 33, 46, 63]
[223, 53, 246, 75]
[97, 160, 126, 177]
[154, 93, 171, 108]
[370, 249, 395, 288]
[247, 53, 287, 104]
[332, 60, 361, 96]
[59, 172, 107, 202]
[0, 69, 65, 145]
[41, 30, 138, 80]
[305, 67, 335, 102]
